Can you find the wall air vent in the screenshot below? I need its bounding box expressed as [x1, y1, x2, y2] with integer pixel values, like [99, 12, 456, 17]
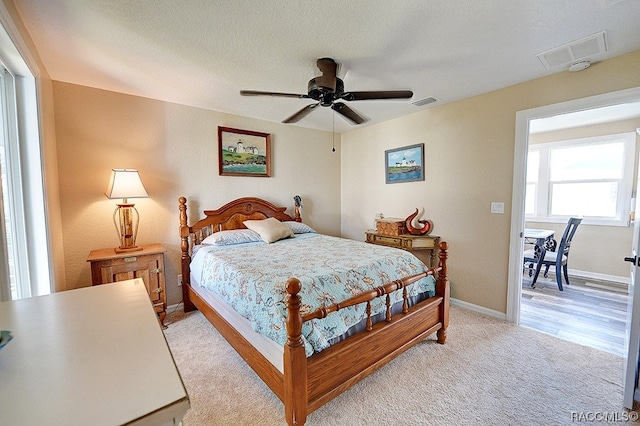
[536, 31, 607, 70]
[412, 97, 437, 107]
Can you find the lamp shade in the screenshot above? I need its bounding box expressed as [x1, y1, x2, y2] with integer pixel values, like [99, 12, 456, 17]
[104, 169, 148, 200]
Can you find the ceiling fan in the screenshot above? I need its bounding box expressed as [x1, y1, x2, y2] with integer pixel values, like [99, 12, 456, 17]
[240, 58, 413, 125]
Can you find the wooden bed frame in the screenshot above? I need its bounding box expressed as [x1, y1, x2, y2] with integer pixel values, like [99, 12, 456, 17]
[179, 196, 449, 425]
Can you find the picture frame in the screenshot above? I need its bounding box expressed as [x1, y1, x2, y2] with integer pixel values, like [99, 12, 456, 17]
[218, 126, 271, 177]
[385, 143, 425, 184]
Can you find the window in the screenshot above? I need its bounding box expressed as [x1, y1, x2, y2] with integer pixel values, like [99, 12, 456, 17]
[0, 18, 51, 301]
[526, 132, 636, 226]
[525, 150, 539, 216]
[0, 67, 20, 300]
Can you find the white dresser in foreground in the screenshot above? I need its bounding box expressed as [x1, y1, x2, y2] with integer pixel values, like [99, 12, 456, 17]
[0, 278, 189, 425]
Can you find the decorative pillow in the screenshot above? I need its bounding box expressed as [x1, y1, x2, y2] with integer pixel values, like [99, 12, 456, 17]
[201, 229, 262, 246]
[243, 217, 294, 243]
[283, 221, 316, 234]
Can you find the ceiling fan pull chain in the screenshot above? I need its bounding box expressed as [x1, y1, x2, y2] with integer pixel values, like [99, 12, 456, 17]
[332, 111, 336, 152]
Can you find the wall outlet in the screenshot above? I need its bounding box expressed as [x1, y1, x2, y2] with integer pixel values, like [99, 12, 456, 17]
[177, 274, 183, 286]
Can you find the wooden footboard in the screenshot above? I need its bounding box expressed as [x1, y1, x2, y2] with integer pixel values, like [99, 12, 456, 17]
[283, 243, 449, 425]
[178, 196, 449, 426]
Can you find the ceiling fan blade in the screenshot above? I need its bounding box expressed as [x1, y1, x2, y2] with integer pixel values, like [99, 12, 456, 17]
[341, 90, 413, 101]
[240, 90, 309, 99]
[331, 102, 366, 125]
[282, 103, 320, 123]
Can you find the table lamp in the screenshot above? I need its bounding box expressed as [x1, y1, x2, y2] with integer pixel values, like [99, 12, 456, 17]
[104, 168, 149, 253]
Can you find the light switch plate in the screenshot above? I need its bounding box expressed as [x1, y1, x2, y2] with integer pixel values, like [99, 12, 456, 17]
[491, 202, 505, 214]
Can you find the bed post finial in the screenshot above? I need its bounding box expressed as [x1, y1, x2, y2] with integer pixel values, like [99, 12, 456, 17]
[437, 241, 448, 279]
[178, 197, 187, 224]
[293, 195, 302, 222]
[284, 277, 307, 425]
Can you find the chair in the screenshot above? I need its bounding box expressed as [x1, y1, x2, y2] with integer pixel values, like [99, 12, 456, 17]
[523, 217, 582, 291]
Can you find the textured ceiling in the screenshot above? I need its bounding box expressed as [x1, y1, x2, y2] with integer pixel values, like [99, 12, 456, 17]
[11, 0, 640, 133]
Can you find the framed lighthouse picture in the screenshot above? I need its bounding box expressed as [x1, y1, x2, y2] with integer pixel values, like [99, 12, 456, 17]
[384, 143, 424, 184]
[218, 126, 272, 177]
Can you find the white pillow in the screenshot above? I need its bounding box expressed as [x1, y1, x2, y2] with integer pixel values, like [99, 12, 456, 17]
[283, 221, 316, 234]
[202, 229, 262, 246]
[243, 217, 294, 243]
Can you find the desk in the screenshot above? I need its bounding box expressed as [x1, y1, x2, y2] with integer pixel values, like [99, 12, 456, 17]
[523, 228, 556, 281]
[0, 279, 189, 425]
[524, 228, 555, 250]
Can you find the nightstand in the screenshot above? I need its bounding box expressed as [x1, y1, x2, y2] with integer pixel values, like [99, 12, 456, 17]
[87, 243, 167, 325]
[365, 231, 440, 267]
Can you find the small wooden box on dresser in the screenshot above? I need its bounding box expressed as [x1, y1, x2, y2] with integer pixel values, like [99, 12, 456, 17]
[365, 231, 441, 267]
[87, 243, 167, 326]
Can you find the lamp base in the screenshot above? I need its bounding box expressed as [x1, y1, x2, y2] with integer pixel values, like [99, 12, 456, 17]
[114, 245, 143, 254]
[112, 203, 143, 254]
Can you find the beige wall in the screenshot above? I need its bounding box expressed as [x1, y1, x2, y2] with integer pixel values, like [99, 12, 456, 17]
[53, 83, 341, 304]
[341, 50, 640, 314]
[527, 118, 640, 279]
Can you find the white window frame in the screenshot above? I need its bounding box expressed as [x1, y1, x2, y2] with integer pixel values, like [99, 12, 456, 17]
[0, 11, 52, 300]
[0, 65, 31, 300]
[526, 132, 636, 227]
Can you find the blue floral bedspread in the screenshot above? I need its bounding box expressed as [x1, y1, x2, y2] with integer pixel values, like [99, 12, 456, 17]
[194, 234, 435, 355]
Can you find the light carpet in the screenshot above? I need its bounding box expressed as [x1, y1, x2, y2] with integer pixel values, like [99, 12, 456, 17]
[163, 306, 639, 425]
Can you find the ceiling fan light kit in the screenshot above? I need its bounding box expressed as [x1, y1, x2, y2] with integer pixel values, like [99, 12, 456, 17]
[240, 58, 413, 125]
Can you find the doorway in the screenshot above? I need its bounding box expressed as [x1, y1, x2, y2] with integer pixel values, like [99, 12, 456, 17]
[519, 110, 638, 356]
[506, 87, 640, 334]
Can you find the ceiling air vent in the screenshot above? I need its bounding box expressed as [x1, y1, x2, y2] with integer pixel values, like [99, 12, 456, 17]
[536, 31, 607, 70]
[412, 97, 437, 107]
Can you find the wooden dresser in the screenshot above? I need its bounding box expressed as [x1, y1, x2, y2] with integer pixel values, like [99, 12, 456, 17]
[365, 230, 440, 267]
[87, 243, 167, 325]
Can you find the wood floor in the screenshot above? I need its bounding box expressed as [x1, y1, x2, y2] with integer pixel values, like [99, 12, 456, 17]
[521, 272, 629, 357]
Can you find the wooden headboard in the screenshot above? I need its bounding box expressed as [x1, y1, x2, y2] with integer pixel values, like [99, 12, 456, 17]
[178, 196, 300, 246]
[178, 196, 301, 311]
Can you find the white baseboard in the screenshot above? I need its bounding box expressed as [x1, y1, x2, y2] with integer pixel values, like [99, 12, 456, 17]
[451, 298, 506, 321]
